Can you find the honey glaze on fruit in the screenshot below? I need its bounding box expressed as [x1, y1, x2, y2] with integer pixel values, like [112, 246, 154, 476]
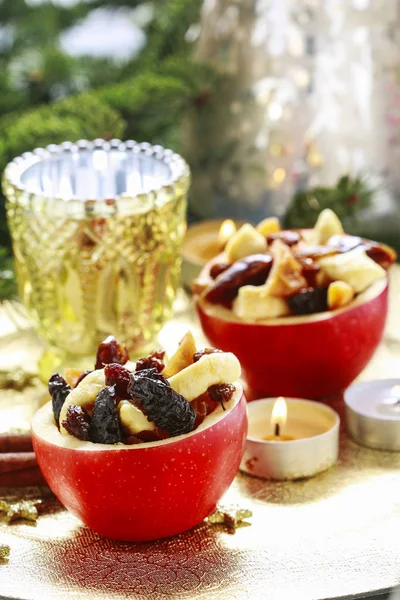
[194, 210, 397, 321]
[49, 333, 241, 445]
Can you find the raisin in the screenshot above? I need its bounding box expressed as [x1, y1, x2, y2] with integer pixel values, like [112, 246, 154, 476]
[267, 231, 301, 247]
[75, 370, 92, 388]
[208, 384, 235, 411]
[48, 373, 71, 427]
[124, 434, 142, 445]
[104, 363, 132, 398]
[193, 348, 222, 363]
[364, 241, 397, 270]
[89, 385, 122, 444]
[205, 254, 273, 304]
[134, 367, 169, 383]
[128, 372, 195, 437]
[287, 287, 328, 316]
[61, 405, 91, 441]
[135, 350, 165, 373]
[210, 262, 231, 280]
[95, 335, 129, 370]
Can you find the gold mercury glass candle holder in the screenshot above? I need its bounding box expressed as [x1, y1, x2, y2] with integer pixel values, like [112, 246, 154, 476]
[3, 139, 190, 379]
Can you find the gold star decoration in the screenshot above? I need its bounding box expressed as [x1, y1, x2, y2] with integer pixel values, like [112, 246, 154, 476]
[208, 505, 252, 532]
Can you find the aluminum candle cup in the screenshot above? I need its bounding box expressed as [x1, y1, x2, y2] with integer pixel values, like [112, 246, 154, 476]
[3, 139, 190, 376]
[240, 398, 340, 480]
[345, 380, 400, 451]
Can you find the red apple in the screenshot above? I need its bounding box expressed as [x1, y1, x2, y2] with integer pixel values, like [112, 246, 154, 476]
[31, 384, 247, 542]
[196, 279, 388, 400]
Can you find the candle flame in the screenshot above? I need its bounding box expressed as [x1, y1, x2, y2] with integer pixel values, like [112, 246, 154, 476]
[219, 219, 236, 245]
[271, 397, 287, 431]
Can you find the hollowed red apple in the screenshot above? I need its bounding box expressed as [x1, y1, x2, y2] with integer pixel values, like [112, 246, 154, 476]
[196, 280, 388, 400]
[31, 384, 247, 542]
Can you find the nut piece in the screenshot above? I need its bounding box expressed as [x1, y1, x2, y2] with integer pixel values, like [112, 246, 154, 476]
[311, 209, 344, 245]
[263, 239, 307, 298]
[225, 224, 267, 262]
[319, 247, 386, 293]
[328, 280, 355, 310]
[59, 369, 106, 435]
[162, 331, 197, 378]
[118, 400, 156, 435]
[256, 216, 281, 237]
[168, 352, 241, 402]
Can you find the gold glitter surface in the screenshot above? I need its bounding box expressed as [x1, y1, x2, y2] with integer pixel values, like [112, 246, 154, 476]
[0, 270, 399, 599]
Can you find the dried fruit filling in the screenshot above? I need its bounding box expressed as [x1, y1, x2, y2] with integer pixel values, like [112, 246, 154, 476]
[195, 209, 397, 321]
[52, 333, 241, 445]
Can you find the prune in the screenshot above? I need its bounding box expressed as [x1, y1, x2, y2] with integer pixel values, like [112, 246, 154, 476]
[61, 405, 91, 441]
[205, 254, 273, 304]
[133, 367, 169, 383]
[75, 370, 92, 388]
[193, 348, 222, 363]
[135, 350, 165, 373]
[287, 287, 328, 316]
[95, 335, 129, 369]
[128, 372, 195, 437]
[208, 383, 235, 411]
[105, 363, 132, 398]
[210, 262, 231, 280]
[267, 231, 301, 246]
[48, 373, 71, 427]
[89, 385, 122, 444]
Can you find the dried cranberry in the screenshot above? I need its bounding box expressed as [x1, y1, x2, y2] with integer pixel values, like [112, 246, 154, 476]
[95, 336, 129, 370]
[135, 350, 165, 373]
[61, 405, 91, 441]
[89, 385, 122, 444]
[74, 370, 92, 388]
[104, 363, 132, 398]
[48, 373, 71, 427]
[193, 348, 222, 363]
[128, 371, 195, 437]
[205, 254, 273, 304]
[208, 383, 235, 410]
[210, 262, 231, 280]
[267, 231, 301, 247]
[287, 287, 328, 316]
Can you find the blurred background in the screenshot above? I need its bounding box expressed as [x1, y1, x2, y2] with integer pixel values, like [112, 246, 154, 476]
[1, 0, 400, 299]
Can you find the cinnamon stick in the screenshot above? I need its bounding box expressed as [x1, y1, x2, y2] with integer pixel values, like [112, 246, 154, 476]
[0, 432, 33, 454]
[0, 466, 45, 487]
[0, 452, 37, 475]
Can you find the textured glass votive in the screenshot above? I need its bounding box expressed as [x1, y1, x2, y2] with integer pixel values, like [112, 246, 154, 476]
[3, 139, 190, 373]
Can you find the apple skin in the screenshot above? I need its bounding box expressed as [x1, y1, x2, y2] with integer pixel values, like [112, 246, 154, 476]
[196, 282, 389, 400]
[31, 387, 247, 542]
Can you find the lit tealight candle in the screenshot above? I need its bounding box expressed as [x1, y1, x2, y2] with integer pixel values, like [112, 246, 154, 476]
[345, 380, 400, 451]
[181, 219, 241, 289]
[262, 397, 295, 441]
[240, 398, 340, 480]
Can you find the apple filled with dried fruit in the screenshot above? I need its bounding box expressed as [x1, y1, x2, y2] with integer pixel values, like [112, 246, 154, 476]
[32, 334, 247, 541]
[194, 210, 396, 400]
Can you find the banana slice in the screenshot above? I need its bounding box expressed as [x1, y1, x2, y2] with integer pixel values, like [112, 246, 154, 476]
[319, 247, 386, 293]
[225, 224, 267, 262]
[311, 209, 344, 245]
[59, 369, 105, 435]
[233, 285, 290, 320]
[256, 216, 281, 237]
[162, 331, 197, 378]
[118, 400, 155, 435]
[168, 352, 241, 402]
[262, 239, 307, 298]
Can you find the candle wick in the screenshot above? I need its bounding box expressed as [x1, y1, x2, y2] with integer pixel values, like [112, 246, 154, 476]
[274, 422, 280, 437]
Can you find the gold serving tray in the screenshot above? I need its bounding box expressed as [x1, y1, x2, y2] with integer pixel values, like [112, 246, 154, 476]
[0, 269, 399, 600]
